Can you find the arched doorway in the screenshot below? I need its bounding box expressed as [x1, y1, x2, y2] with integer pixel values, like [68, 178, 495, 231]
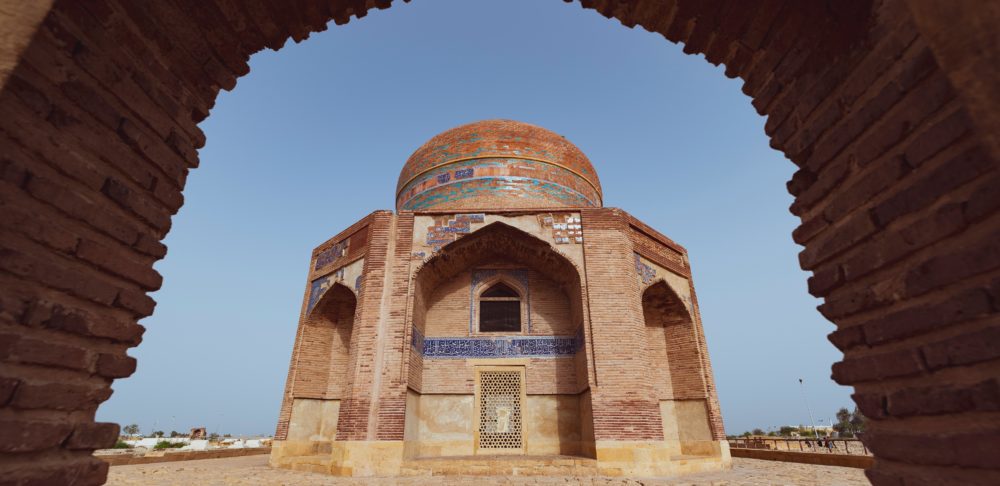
[279, 282, 356, 448]
[407, 222, 594, 459]
[642, 280, 715, 457]
[0, 1, 996, 484]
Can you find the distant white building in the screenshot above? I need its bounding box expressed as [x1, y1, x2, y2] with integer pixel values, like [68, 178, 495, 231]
[123, 438, 209, 451]
[123, 435, 271, 451]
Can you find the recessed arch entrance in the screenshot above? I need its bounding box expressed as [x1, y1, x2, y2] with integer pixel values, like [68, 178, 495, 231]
[280, 282, 357, 445]
[405, 222, 594, 459]
[0, 1, 996, 484]
[641, 279, 716, 456]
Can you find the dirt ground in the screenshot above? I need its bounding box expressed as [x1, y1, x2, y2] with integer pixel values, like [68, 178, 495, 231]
[104, 454, 870, 485]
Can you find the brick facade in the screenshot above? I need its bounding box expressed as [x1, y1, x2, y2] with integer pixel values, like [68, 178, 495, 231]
[0, 0, 997, 484]
[279, 206, 719, 460]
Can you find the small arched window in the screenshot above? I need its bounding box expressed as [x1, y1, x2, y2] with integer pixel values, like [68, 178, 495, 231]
[479, 282, 522, 333]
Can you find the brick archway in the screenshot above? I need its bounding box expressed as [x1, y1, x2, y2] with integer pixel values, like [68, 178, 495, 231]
[0, 1, 997, 484]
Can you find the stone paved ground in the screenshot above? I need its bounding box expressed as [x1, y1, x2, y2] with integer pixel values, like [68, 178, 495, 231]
[104, 455, 870, 485]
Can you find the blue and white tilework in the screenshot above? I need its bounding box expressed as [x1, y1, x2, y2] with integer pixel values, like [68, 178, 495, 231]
[425, 213, 486, 249]
[307, 268, 348, 313]
[538, 213, 583, 245]
[635, 253, 657, 285]
[314, 240, 348, 270]
[410, 325, 585, 359]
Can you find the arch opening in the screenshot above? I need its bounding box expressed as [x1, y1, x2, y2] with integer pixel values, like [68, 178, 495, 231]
[477, 280, 524, 333]
[0, 0, 995, 483]
[283, 283, 356, 445]
[407, 222, 596, 459]
[642, 280, 715, 457]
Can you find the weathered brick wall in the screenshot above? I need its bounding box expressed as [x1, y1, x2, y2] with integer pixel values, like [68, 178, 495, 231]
[422, 268, 576, 337]
[686, 279, 726, 440]
[423, 271, 481, 336]
[580, 208, 664, 441]
[0, 0, 997, 484]
[273, 278, 312, 441]
[635, 234, 725, 439]
[628, 218, 690, 278]
[289, 284, 354, 399]
[643, 281, 688, 400]
[643, 323, 675, 399]
[408, 220, 590, 398]
[274, 215, 371, 440]
[641, 281, 709, 403]
[335, 211, 394, 441]
[407, 276, 427, 392]
[373, 212, 413, 440]
[420, 358, 582, 395]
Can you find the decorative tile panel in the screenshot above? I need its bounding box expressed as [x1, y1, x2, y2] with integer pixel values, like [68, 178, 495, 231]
[314, 239, 349, 270]
[538, 213, 583, 244]
[411, 325, 426, 355]
[306, 258, 365, 313]
[410, 326, 583, 359]
[425, 213, 485, 249]
[411, 328, 581, 358]
[635, 253, 657, 285]
[307, 267, 344, 312]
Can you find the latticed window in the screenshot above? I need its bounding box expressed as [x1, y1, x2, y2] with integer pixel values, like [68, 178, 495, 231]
[477, 369, 524, 451]
[479, 282, 521, 333]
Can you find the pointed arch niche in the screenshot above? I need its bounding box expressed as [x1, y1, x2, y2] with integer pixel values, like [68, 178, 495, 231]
[642, 279, 715, 457]
[406, 222, 595, 459]
[474, 278, 527, 334]
[285, 282, 357, 444]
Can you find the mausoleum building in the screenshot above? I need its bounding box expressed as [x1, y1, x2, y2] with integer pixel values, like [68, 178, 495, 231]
[271, 120, 730, 477]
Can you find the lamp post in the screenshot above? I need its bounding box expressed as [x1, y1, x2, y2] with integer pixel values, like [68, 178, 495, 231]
[798, 378, 820, 439]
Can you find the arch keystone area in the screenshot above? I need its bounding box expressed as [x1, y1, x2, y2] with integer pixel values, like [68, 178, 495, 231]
[0, 1, 997, 484]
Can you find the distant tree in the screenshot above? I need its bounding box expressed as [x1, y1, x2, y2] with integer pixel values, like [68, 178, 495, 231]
[767, 431, 777, 436]
[779, 426, 799, 436]
[833, 406, 864, 437]
[223, 433, 231, 438]
[169, 431, 181, 438]
[850, 407, 866, 434]
[741, 431, 752, 438]
[152, 430, 165, 438]
[751, 428, 764, 436]
[836, 407, 852, 424]
[123, 424, 140, 437]
[208, 433, 220, 442]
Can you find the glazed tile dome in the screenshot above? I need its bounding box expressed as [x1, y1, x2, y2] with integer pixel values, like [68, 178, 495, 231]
[396, 120, 603, 211]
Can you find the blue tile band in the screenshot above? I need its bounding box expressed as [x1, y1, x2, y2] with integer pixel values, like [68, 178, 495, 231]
[411, 326, 584, 359]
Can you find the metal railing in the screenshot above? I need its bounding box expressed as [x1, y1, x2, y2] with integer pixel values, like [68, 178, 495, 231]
[728, 437, 870, 456]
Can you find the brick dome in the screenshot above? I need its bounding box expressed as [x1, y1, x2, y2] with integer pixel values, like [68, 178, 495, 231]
[396, 120, 603, 211]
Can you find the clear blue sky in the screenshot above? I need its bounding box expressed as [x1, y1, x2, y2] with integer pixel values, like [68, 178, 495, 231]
[96, 0, 853, 437]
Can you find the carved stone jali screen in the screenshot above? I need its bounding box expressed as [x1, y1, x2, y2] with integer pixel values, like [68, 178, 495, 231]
[475, 367, 526, 454]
